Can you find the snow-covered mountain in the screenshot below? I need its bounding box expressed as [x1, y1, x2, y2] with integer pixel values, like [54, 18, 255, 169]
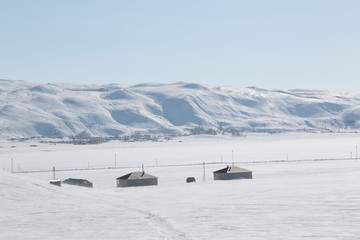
[1, 79, 360, 138]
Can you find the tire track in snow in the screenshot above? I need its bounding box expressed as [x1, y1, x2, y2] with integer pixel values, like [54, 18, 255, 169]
[97, 190, 189, 239]
[119, 205, 189, 240]
[143, 212, 189, 240]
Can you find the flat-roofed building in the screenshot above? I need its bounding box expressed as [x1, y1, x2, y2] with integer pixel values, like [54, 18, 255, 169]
[213, 166, 252, 180]
[116, 171, 158, 187]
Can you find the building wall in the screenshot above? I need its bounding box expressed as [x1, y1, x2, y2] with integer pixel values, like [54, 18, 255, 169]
[117, 178, 158, 187]
[214, 172, 252, 180]
[79, 182, 93, 188]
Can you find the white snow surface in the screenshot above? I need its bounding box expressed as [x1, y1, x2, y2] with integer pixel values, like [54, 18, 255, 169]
[2, 79, 360, 138]
[1, 133, 360, 239]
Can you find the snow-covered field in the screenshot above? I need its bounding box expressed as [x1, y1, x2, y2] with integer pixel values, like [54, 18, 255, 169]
[1, 133, 360, 239]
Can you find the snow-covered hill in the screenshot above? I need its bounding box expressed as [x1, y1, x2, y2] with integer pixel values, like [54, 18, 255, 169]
[1, 79, 360, 138]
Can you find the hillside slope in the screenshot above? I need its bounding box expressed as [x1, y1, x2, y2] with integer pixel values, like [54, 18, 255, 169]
[1, 79, 360, 138]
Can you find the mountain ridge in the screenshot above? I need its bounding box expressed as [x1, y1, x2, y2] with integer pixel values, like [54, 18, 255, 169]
[1, 79, 360, 139]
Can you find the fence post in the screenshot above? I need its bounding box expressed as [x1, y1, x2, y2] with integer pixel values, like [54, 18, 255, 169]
[203, 162, 205, 181]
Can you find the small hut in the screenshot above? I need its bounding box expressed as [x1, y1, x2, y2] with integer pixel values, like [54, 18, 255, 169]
[62, 178, 93, 188]
[213, 165, 252, 180]
[49, 179, 61, 187]
[49, 166, 61, 187]
[116, 171, 158, 187]
[186, 177, 196, 183]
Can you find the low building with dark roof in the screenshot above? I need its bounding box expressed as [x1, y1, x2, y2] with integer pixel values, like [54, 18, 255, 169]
[116, 171, 158, 187]
[213, 166, 252, 180]
[62, 178, 93, 188]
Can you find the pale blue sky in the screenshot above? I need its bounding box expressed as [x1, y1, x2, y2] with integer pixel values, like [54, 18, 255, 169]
[0, 0, 359, 92]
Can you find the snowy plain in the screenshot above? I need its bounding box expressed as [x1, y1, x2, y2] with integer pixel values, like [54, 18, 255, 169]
[1, 133, 360, 239]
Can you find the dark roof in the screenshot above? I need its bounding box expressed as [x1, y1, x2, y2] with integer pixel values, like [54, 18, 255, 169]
[213, 166, 251, 174]
[116, 171, 157, 180]
[62, 178, 92, 185]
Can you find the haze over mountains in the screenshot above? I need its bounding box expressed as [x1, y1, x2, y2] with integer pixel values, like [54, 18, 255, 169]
[1, 79, 360, 139]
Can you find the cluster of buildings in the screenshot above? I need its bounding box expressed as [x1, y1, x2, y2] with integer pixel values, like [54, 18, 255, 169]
[50, 165, 252, 188]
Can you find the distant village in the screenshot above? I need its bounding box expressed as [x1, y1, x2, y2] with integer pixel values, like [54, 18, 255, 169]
[8, 126, 252, 145]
